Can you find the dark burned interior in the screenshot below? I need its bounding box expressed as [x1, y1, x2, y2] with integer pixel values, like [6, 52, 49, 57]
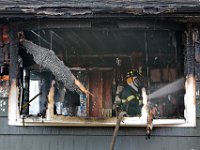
[16, 19, 185, 119]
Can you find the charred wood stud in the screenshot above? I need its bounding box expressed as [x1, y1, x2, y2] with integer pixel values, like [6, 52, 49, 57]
[9, 24, 18, 80]
[46, 80, 55, 119]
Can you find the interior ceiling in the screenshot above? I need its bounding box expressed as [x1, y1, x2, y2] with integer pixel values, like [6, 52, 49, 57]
[23, 28, 177, 67]
[25, 29, 175, 53]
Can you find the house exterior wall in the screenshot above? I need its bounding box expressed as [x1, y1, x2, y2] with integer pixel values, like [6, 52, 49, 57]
[0, 116, 200, 150]
[0, 1, 200, 150]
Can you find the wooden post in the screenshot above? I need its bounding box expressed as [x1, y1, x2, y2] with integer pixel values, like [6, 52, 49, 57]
[8, 24, 19, 125]
[46, 80, 55, 120]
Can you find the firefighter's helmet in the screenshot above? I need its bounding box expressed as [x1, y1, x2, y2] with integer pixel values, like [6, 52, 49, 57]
[126, 70, 139, 78]
[126, 70, 141, 87]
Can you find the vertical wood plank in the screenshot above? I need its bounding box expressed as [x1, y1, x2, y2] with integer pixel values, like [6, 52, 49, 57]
[89, 71, 103, 117]
[103, 71, 112, 109]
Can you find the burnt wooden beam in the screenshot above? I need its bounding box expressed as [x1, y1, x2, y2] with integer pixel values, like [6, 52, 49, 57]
[8, 23, 20, 125]
[9, 24, 18, 80]
[184, 24, 198, 76]
[18, 19, 91, 31]
[18, 18, 186, 31]
[67, 53, 175, 58]
[0, 0, 199, 14]
[0, 1, 199, 20]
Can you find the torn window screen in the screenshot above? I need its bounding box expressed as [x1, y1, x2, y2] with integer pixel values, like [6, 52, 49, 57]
[18, 28, 185, 120]
[21, 39, 80, 93]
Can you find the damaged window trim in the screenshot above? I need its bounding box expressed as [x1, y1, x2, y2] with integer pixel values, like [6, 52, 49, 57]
[9, 76, 195, 127]
[8, 20, 196, 127]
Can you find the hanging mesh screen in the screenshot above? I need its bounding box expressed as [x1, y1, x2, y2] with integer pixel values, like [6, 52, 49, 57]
[21, 39, 79, 92]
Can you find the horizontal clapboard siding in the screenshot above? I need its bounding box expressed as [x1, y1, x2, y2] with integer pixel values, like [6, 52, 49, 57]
[0, 116, 200, 150]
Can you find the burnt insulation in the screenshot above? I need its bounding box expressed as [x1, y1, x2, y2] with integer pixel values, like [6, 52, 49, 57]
[21, 39, 80, 92]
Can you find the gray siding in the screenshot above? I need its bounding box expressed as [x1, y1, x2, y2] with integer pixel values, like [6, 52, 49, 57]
[0, 135, 200, 150]
[0, 116, 200, 150]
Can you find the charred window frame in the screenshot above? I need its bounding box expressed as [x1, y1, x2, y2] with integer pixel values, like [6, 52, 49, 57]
[0, 25, 9, 116]
[8, 20, 196, 127]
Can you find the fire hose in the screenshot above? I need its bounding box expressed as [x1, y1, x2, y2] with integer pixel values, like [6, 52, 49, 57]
[109, 111, 126, 150]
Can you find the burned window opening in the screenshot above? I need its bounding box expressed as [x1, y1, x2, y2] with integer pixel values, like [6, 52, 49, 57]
[7, 20, 197, 127]
[17, 27, 185, 119]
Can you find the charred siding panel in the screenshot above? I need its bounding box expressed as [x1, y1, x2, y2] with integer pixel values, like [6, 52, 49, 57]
[0, 0, 198, 7]
[0, 0, 199, 18]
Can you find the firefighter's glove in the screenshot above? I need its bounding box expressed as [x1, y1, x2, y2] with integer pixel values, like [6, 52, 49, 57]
[139, 99, 143, 106]
[136, 94, 143, 106]
[115, 95, 121, 104]
[122, 99, 129, 104]
[113, 103, 118, 110]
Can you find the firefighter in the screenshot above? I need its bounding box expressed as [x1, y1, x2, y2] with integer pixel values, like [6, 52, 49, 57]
[116, 70, 143, 117]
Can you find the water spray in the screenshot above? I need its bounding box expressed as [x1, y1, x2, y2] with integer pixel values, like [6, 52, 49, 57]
[146, 77, 185, 138]
[149, 77, 185, 100]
